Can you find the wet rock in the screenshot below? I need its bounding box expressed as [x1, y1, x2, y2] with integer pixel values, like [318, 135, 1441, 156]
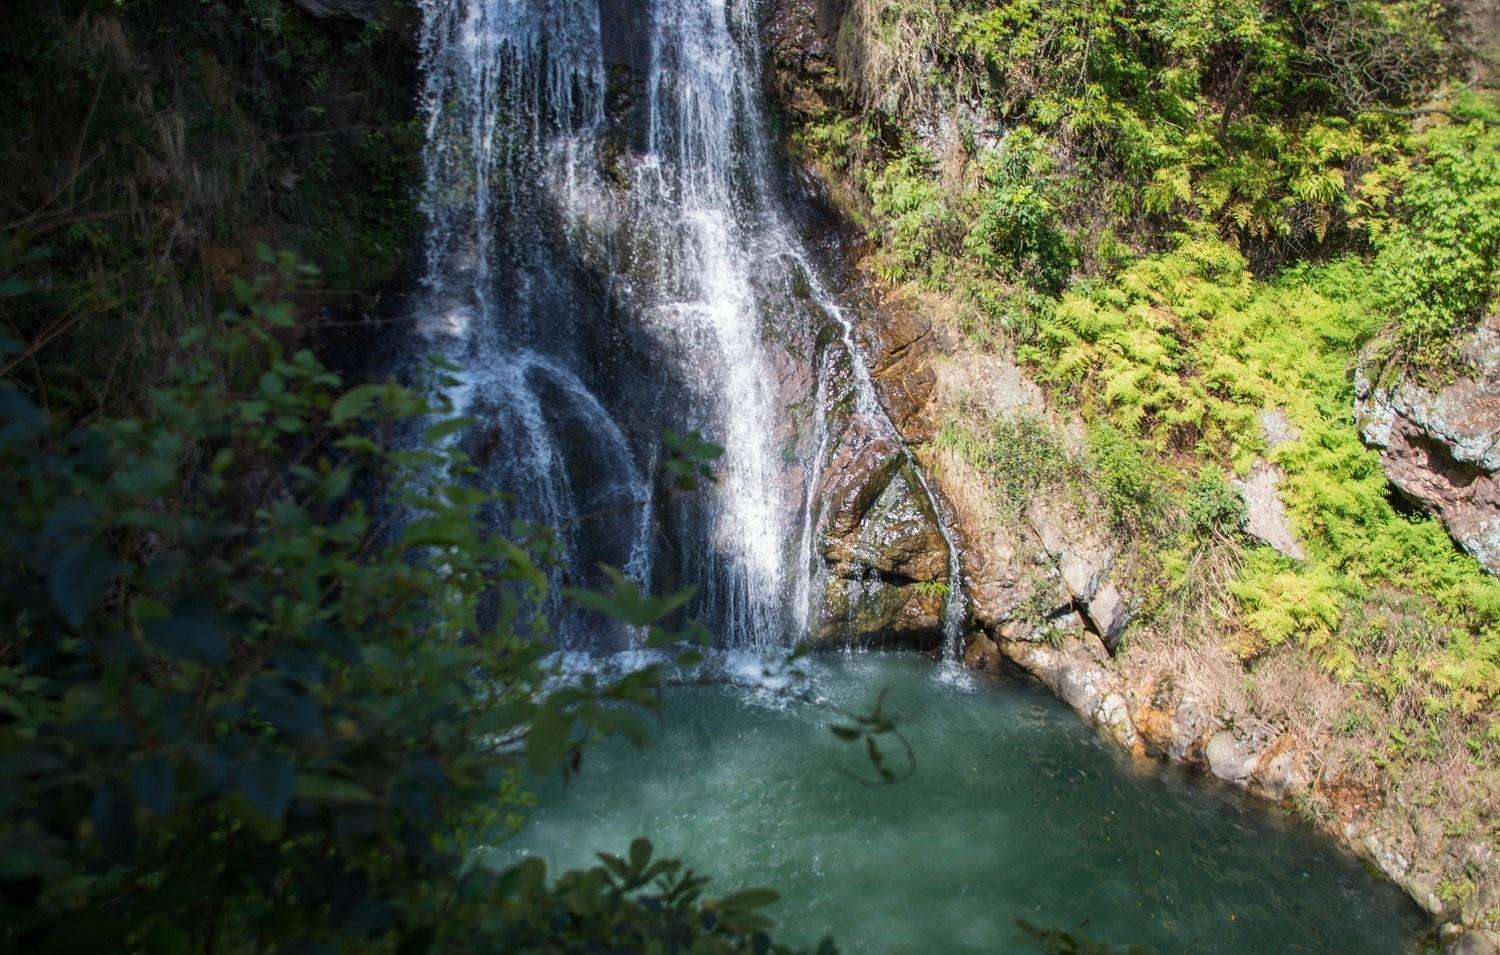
[1001, 635, 1112, 718]
[962, 631, 1002, 670]
[820, 426, 903, 552]
[600, 0, 653, 72]
[1129, 682, 1179, 758]
[1355, 311, 1500, 575]
[823, 573, 943, 647]
[859, 288, 940, 441]
[835, 463, 947, 581]
[816, 416, 949, 646]
[1250, 739, 1303, 802]
[1233, 461, 1304, 559]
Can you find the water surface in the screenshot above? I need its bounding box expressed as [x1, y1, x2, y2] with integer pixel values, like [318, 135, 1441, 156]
[503, 654, 1428, 953]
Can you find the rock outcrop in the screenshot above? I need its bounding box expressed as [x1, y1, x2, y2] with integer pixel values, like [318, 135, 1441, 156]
[1233, 409, 1305, 559]
[1356, 312, 1500, 576]
[765, 1, 1497, 946]
[811, 348, 951, 648]
[289, 0, 388, 21]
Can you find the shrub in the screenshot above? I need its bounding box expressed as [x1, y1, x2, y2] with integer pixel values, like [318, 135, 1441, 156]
[936, 413, 1075, 514]
[0, 256, 798, 952]
[864, 147, 957, 281]
[1086, 423, 1169, 534]
[1374, 99, 1500, 365]
[963, 129, 1076, 292]
[1185, 468, 1247, 539]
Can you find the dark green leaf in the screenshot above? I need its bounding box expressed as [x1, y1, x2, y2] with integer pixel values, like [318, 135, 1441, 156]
[247, 677, 322, 735]
[49, 539, 119, 628]
[295, 773, 376, 803]
[423, 416, 473, 445]
[525, 703, 573, 774]
[130, 753, 176, 814]
[142, 598, 232, 665]
[629, 837, 652, 874]
[90, 782, 134, 858]
[235, 751, 295, 822]
[716, 888, 779, 912]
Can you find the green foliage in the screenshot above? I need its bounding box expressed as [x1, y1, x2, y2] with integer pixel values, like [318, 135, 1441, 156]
[1185, 468, 1246, 539]
[1085, 424, 1170, 535]
[935, 413, 1074, 514]
[803, 0, 1482, 335]
[963, 129, 1076, 292]
[1019, 232, 1498, 712]
[0, 257, 795, 952]
[484, 839, 822, 954]
[911, 579, 950, 599]
[863, 147, 957, 281]
[1373, 98, 1500, 365]
[1022, 234, 1261, 449]
[0, 1, 423, 419]
[1230, 550, 1347, 659]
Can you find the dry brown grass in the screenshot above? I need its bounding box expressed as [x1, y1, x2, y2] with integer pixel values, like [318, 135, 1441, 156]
[834, 0, 971, 114]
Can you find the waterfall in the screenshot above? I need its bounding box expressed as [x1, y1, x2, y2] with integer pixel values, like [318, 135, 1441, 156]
[412, 0, 964, 653]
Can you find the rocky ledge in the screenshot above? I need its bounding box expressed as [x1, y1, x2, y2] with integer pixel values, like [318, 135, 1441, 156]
[1356, 311, 1500, 577]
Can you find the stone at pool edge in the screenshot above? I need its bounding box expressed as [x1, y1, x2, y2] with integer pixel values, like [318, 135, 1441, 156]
[1446, 928, 1500, 955]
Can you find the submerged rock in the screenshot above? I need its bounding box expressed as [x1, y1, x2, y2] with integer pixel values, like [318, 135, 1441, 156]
[1355, 312, 1500, 575]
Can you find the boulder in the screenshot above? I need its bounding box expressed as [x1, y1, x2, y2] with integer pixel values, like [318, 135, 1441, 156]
[1024, 498, 1136, 650]
[1231, 408, 1304, 559]
[1205, 729, 1262, 786]
[1232, 462, 1304, 559]
[962, 631, 1003, 670]
[1356, 312, 1500, 575]
[1448, 930, 1500, 955]
[815, 416, 950, 647]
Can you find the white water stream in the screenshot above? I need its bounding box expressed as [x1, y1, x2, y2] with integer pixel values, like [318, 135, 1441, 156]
[413, 0, 964, 651]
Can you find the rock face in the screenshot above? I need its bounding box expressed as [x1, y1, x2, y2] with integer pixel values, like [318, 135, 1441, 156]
[764, 0, 1498, 942]
[818, 460, 948, 646]
[289, 0, 388, 21]
[1356, 312, 1500, 575]
[813, 373, 950, 648]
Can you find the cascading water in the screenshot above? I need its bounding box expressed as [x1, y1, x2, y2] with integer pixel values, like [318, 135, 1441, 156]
[412, 0, 964, 652]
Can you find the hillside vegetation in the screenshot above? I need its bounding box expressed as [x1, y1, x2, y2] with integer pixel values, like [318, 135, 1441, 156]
[780, 0, 1498, 897]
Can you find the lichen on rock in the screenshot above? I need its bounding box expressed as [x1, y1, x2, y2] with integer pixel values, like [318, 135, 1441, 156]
[1356, 311, 1500, 576]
